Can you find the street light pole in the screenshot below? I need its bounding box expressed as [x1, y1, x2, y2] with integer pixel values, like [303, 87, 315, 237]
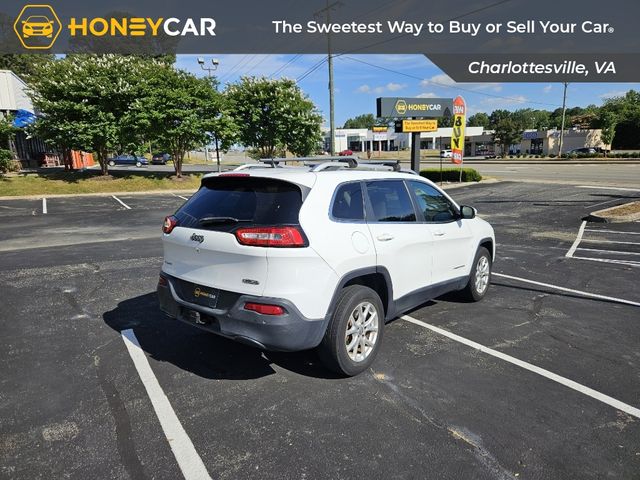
[315, 1, 342, 156]
[197, 57, 222, 172]
[558, 82, 568, 157]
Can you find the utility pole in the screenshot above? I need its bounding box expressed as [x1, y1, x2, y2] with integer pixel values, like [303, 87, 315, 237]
[558, 82, 568, 157]
[315, 1, 342, 155]
[197, 57, 222, 172]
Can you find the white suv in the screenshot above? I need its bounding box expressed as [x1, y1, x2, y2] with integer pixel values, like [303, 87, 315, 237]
[158, 159, 495, 376]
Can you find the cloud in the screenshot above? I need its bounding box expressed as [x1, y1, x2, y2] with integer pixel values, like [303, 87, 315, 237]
[386, 82, 405, 92]
[543, 85, 553, 94]
[356, 82, 406, 94]
[479, 95, 528, 108]
[417, 92, 438, 98]
[421, 73, 502, 92]
[599, 90, 626, 99]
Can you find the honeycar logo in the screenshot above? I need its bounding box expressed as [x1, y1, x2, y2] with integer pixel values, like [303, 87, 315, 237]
[66, 16, 217, 38]
[14, 4, 62, 50]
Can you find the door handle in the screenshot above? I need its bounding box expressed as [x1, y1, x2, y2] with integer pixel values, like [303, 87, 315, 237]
[433, 230, 445, 237]
[377, 233, 395, 242]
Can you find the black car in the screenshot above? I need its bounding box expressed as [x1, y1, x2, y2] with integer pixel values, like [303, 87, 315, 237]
[151, 153, 172, 165]
[107, 154, 148, 167]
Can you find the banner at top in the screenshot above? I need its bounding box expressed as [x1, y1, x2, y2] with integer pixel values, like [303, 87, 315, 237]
[2, 0, 640, 81]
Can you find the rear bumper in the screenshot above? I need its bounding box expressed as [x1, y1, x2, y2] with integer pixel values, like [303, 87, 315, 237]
[157, 272, 327, 352]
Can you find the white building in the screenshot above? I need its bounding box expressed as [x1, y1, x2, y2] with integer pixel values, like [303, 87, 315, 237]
[0, 70, 34, 114]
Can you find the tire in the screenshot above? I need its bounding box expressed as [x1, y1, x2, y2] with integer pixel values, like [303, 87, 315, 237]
[135, 161, 142, 167]
[460, 246, 492, 302]
[108, 160, 115, 167]
[318, 285, 385, 376]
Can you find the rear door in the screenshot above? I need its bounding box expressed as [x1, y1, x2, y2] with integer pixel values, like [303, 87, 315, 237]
[162, 176, 304, 296]
[364, 180, 432, 300]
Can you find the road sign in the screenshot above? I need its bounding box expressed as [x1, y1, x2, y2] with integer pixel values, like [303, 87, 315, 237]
[451, 96, 466, 165]
[394, 119, 438, 133]
[376, 97, 453, 118]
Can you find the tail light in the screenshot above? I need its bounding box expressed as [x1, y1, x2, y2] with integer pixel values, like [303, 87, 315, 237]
[244, 302, 286, 315]
[234, 226, 305, 247]
[163, 215, 178, 234]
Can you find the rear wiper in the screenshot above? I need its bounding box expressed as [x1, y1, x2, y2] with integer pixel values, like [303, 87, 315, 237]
[198, 216, 250, 226]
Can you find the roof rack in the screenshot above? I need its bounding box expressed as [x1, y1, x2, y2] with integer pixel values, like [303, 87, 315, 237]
[235, 156, 406, 173]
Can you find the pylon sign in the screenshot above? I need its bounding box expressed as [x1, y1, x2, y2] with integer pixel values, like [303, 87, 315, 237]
[451, 96, 466, 165]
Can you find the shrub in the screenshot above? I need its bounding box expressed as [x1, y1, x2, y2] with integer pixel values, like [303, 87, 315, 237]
[0, 149, 19, 174]
[420, 167, 482, 183]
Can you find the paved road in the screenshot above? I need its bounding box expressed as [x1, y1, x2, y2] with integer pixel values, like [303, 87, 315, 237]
[464, 162, 640, 187]
[101, 160, 640, 188]
[1, 183, 639, 479]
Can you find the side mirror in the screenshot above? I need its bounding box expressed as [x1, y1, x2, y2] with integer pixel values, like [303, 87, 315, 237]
[460, 205, 476, 219]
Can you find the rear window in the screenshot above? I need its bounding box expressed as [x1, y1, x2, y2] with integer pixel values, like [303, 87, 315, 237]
[176, 177, 303, 230]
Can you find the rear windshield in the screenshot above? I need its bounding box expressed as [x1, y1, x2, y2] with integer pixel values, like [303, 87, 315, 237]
[175, 177, 303, 230]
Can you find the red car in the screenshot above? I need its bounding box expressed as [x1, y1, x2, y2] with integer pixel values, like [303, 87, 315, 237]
[338, 149, 353, 156]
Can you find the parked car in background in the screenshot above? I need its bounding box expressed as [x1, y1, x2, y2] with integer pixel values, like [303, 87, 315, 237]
[568, 147, 597, 155]
[338, 149, 354, 156]
[151, 153, 172, 165]
[107, 155, 148, 167]
[440, 149, 452, 158]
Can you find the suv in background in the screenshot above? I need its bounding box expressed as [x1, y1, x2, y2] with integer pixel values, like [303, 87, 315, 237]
[151, 153, 172, 165]
[440, 149, 452, 158]
[158, 158, 495, 376]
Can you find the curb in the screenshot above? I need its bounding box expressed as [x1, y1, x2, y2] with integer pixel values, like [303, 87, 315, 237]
[587, 201, 640, 223]
[0, 189, 197, 201]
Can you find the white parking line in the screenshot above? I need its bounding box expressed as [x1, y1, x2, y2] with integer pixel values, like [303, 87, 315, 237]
[42, 198, 47, 214]
[577, 185, 640, 192]
[493, 272, 640, 308]
[565, 220, 586, 258]
[576, 247, 640, 256]
[571, 256, 640, 268]
[584, 239, 640, 246]
[172, 193, 189, 201]
[112, 195, 132, 210]
[401, 316, 640, 419]
[121, 329, 212, 480]
[585, 228, 640, 235]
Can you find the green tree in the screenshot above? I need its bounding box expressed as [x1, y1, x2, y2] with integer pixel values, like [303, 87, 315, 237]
[29, 54, 160, 175]
[226, 77, 322, 158]
[0, 115, 17, 173]
[467, 112, 490, 128]
[0, 54, 55, 80]
[343, 114, 376, 129]
[598, 111, 617, 156]
[129, 68, 237, 177]
[488, 109, 511, 129]
[492, 118, 521, 157]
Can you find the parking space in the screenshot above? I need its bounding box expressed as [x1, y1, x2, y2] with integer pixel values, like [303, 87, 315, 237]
[1, 181, 639, 479]
[569, 222, 640, 267]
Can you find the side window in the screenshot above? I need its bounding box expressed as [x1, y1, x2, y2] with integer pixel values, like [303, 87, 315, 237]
[365, 180, 416, 223]
[408, 181, 459, 223]
[331, 182, 364, 221]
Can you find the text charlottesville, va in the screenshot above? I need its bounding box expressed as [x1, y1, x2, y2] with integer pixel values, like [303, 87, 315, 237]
[468, 61, 616, 77]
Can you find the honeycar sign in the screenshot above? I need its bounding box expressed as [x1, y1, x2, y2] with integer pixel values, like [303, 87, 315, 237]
[376, 97, 453, 118]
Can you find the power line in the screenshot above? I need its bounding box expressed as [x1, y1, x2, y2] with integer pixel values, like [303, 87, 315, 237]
[339, 55, 562, 108]
[296, 57, 328, 82]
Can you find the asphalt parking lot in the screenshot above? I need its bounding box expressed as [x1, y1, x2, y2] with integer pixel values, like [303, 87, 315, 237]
[1, 181, 639, 479]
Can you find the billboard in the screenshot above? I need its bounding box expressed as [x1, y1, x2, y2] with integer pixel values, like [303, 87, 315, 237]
[377, 97, 453, 118]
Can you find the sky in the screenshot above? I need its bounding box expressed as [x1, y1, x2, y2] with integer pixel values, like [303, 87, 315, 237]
[175, 54, 640, 128]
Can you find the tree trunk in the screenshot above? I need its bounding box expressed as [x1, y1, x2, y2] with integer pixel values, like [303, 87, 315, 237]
[173, 149, 183, 178]
[97, 148, 109, 175]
